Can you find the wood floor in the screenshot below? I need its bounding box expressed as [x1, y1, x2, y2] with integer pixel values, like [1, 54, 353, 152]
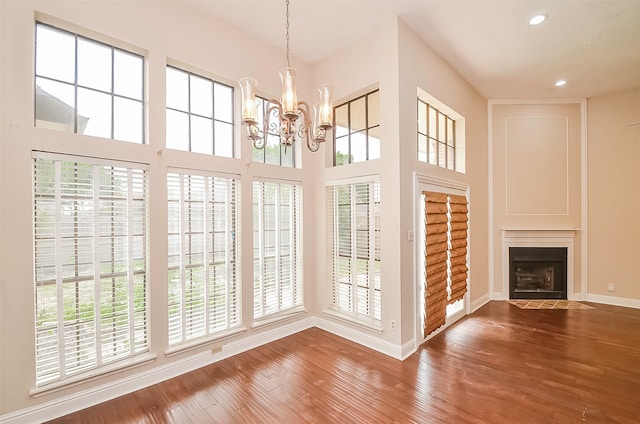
[46, 301, 640, 423]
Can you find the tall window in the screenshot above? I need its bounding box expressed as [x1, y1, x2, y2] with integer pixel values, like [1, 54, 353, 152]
[166, 66, 234, 157]
[252, 97, 295, 167]
[167, 171, 241, 346]
[334, 90, 380, 166]
[35, 22, 144, 143]
[253, 180, 302, 320]
[33, 153, 148, 386]
[417, 99, 456, 170]
[327, 180, 381, 322]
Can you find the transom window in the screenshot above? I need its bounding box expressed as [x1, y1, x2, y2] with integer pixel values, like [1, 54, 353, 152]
[166, 66, 234, 157]
[35, 22, 144, 143]
[167, 171, 241, 346]
[334, 90, 380, 166]
[417, 99, 456, 170]
[33, 152, 149, 386]
[253, 180, 302, 320]
[252, 97, 295, 167]
[327, 179, 381, 323]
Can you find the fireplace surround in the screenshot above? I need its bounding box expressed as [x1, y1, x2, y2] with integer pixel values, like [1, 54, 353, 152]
[502, 230, 576, 300]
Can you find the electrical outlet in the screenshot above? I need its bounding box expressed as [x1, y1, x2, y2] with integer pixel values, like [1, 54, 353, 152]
[390, 319, 396, 331]
[211, 345, 222, 355]
[607, 283, 615, 292]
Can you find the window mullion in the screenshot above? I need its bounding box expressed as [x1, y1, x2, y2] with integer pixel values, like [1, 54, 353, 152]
[179, 175, 187, 342]
[259, 184, 266, 318]
[290, 186, 296, 306]
[274, 184, 282, 312]
[126, 169, 136, 355]
[53, 161, 67, 379]
[92, 165, 103, 366]
[203, 176, 211, 333]
[368, 182, 375, 319]
[350, 185, 357, 314]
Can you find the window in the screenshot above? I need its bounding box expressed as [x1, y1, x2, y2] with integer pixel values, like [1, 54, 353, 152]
[327, 180, 381, 323]
[167, 171, 241, 346]
[417, 99, 456, 170]
[33, 153, 148, 386]
[35, 23, 144, 143]
[253, 180, 302, 320]
[421, 190, 468, 337]
[334, 90, 380, 166]
[251, 96, 295, 167]
[166, 66, 234, 157]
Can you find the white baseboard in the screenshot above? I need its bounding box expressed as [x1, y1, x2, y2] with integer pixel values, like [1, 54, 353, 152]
[471, 293, 491, 312]
[491, 291, 506, 301]
[585, 293, 640, 309]
[314, 316, 405, 360]
[0, 318, 315, 424]
[401, 339, 417, 360]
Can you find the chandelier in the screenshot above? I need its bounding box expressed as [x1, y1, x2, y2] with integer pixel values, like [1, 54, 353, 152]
[238, 0, 334, 152]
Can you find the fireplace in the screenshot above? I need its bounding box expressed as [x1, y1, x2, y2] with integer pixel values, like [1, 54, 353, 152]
[509, 247, 567, 299]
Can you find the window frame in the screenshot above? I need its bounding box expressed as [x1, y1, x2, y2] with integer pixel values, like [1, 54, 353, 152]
[34, 22, 145, 143]
[252, 179, 303, 323]
[417, 99, 456, 170]
[165, 65, 235, 157]
[333, 89, 380, 166]
[32, 151, 150, 387]
[166, 169, 243, 350]
[327, 178, 381, 326]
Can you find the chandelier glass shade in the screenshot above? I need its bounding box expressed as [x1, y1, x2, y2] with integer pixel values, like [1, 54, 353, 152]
[238, 0, 333, 152]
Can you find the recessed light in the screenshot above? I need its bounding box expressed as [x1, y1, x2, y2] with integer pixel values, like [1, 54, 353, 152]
[529, 14, 547, 25]
[555, 80, 567, 87]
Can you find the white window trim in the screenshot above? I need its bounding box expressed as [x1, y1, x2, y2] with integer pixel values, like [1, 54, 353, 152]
[166, 169, 242, 348]
[252, 178, 303, 323]
[32, 151, 150, 389]
[326, 177, 381, 325]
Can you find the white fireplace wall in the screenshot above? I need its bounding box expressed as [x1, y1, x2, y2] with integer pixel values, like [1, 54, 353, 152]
[489, 101, 584, 299]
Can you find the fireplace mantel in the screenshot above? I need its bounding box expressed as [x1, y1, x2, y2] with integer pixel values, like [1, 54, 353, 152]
[502, 229, 576, 300]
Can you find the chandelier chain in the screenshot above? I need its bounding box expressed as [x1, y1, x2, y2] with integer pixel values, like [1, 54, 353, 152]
[285, 0, 290, 68]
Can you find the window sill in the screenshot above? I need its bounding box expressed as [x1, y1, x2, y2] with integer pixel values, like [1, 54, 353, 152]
[322, 309, 383, 334]
[30, 351, 157, 397]
[164, 326, 247, 357]
[252, 307, 307, 330]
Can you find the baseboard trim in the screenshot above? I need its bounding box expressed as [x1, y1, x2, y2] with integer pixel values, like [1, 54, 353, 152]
[585, 294, 640, 309]
[471, 294, 491, 312]
[0, 317, 315, 424]
[401, 338, 417, 360]
[314, 316, 404, 360]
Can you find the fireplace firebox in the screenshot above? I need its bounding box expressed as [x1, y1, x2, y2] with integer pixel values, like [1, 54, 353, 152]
[509, 247, 567, 299]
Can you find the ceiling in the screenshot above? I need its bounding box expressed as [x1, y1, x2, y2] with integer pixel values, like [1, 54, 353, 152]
[180, 0, 640, 100]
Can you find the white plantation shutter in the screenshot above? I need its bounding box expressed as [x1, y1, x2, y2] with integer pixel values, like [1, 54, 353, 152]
[328, 180, 381, 322]
[33, 152, 148, 386]
[167, 170, 241, 346]
[253, 180, 302, 320]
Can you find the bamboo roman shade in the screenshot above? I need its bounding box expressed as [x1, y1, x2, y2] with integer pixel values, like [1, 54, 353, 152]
[423, 191, 468, 337]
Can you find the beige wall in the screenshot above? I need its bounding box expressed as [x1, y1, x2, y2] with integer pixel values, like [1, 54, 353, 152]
[491, 103, 584, 297]
[586, 88, 640, 300]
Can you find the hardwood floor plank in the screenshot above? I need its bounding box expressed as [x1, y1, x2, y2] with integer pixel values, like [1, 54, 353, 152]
[45, 302, 640, 423]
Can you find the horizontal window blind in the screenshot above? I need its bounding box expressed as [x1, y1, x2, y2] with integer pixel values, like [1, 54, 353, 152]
[253, 180, 302, 320]
[33, 153, 148, 385]
[328, 180, 381, 322]
[167, 171, 241, 346]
